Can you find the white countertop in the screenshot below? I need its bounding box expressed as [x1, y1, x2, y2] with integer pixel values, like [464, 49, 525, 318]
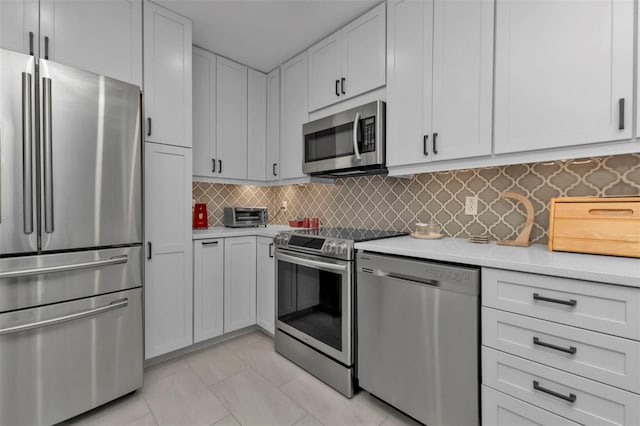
[355, 236, 640, 288]
[193, 225, 295, 239]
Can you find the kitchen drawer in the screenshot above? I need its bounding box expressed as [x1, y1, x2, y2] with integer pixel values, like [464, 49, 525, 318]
[482, 268, 640, 340]
[482, 347, 640, 426]
[483, 307, 640, 393]
[482, 385, 580, 426]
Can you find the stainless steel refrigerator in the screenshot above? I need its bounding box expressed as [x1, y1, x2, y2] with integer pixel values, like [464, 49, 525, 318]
[0, 48, 143, 426]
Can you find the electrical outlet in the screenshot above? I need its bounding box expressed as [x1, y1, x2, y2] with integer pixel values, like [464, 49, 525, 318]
[282, 201, 288, 212]
[465, 196, 478, 215]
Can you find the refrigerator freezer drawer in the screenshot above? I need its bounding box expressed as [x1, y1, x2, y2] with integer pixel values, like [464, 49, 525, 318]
[0, 246, 142, 312]
[0, 287, 143, 426]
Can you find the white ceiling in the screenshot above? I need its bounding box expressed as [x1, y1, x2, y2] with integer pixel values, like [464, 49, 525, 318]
[155, 0, 381, 73]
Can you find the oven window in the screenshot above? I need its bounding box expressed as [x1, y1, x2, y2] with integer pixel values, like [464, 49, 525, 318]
[304, 122, 355, 162]
[277, 260, 342, 351]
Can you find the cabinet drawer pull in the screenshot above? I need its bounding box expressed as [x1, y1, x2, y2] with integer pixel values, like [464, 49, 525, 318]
[533, 337, 577, 354]
[341, 77, 346, 95]
[147, 117, 152, 137]
[272, 163, 278, 176]
[212, 159, 216, 173]
[432, 132, 438, 154]
[533, 293, 577, 307]
[218, 159, 222, 174]
[269, 243, 274, 258]
[202, 241, 218, 246]
[533, 380, 576, 403]
[423, 135, 429, 156]
[44, 35, 49, 59]
[335, 80, 340, 97]
[147, 242, 152, 260]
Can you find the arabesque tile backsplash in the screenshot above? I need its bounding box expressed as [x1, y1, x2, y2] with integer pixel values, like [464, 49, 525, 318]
[193, 154, 640, 244]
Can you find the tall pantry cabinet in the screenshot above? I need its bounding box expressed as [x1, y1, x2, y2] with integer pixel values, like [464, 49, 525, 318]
[142, 1, 194, 359]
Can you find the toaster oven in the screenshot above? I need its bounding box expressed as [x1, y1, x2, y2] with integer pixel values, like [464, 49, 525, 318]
[223, 207, 268, 228]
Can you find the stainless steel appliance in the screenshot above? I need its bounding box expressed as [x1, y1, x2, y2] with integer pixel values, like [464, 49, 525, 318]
[357, 252, 480, 426]
[302, 100, 385, 177]
[223, 207, 269, 227]
[0, 48, 143, 426]
[273, 228, 407, 397]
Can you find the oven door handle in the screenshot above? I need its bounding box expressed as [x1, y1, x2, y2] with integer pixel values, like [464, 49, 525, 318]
[276, 252, 348, 273]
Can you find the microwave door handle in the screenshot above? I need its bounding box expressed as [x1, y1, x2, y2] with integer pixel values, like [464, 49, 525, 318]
[353, 112, 361, 160]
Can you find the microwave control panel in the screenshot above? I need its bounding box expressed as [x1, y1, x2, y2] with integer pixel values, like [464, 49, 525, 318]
[361, 116, 376, 153]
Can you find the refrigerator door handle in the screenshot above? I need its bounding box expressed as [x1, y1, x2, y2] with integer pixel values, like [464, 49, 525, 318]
[0, 255, 128, 280]
[0, 298, 129, 335]
[42, 76, 54, 233]
[22, 72, 33, 234]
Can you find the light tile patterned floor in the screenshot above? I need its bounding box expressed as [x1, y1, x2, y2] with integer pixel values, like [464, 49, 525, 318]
[62, 331, 421, 426]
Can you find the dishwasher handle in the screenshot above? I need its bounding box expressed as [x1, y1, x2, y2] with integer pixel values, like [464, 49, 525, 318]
[361, 267, 440, 288]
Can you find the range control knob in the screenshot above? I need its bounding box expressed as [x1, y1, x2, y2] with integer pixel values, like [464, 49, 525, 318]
[323, 241, 336, 254]
[335, 243, 347, 255]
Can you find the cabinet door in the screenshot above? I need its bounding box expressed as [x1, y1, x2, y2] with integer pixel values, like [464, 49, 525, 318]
[280, 52, 309, 180]
[216, 56, 248, 179]
[39, 0, 142, 87]
[144, 142, 193, 359]
[431, 0, 493, 161]
[342, 2, 386, 101]
[193, 239, 224, 343]
[266, 68, 280, 182]
[256, 237, 275, 334]
[224, 236, 257, 333]
[0, 0, 38, 55]
[192, 47, 216, 177]
[308, 32, 342, 112]
[247, 69, 267, 181]
[144, 1, 192, 148]
[494, 0, 633, 154]
[386, 0, 433, 167]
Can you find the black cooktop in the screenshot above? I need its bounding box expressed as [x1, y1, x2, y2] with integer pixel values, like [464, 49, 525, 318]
[291, 227, 409, 243]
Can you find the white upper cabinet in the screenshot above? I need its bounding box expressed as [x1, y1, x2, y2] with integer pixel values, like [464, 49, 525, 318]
[341, 3, 386, 102]
[39, 0, 142, 87]
[247, 69, 267, 181]
[0, 0, 38, 55]
[308, 33, 343, 112]
[266, 68, 281, 181]
[192, 47, 216, 177]
[494, 0, 633, 154]
[387, 0, 493, 168]
[386, 0, 432, 168]
[216, 56, 248, 179]
[280, 52, 309, 180]
[1, 0, 142, 87]
[307, 2, 386, 112]
[430, 0, 493, 161]
[144, 1, 192, 148]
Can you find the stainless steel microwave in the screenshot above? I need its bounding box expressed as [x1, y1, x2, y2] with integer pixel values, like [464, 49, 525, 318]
[302, 100, 385, 176]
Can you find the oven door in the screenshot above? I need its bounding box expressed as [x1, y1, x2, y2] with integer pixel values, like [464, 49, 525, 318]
[275, 249, 352, 365]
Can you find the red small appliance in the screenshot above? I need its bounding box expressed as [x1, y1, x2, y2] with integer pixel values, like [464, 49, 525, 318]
[193, 203, 208, 228]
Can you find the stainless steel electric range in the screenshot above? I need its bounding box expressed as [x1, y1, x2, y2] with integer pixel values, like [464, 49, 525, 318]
[273, 227, 408, 397]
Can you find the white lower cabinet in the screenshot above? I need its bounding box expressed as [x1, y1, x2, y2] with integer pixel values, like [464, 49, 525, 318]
[481, 267, 640, 426]
[482, 386, 580, 426]
[144, 143, 193, 359]
[223, 236, 257, 333]
[256, 237, 275, 334]
[193, 239, 224, 343]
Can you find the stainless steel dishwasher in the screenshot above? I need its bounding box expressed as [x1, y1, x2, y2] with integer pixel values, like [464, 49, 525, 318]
[356, 252, 480, 426]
